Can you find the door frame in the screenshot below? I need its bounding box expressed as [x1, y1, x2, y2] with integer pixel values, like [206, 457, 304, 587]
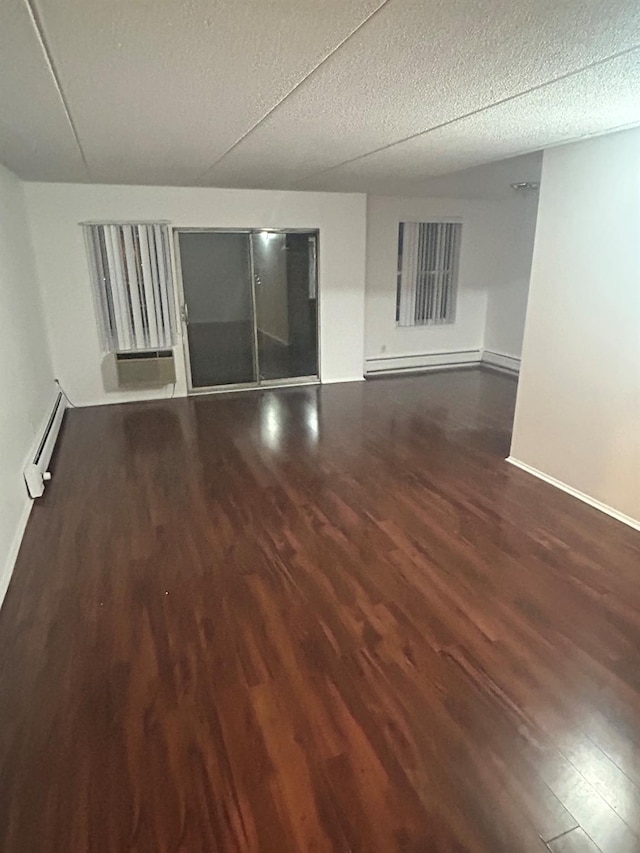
[173, 227, 321, 395]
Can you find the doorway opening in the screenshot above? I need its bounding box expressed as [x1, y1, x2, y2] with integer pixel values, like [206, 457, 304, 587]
[175, 229, 319, 392]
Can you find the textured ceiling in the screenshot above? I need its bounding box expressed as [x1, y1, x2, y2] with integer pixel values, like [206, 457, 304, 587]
[403, 152, 543, 201]
[1, 0, 639, 192]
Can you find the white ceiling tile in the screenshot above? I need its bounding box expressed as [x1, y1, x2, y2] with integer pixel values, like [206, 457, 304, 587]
[295, 50, 640, 195]
[31, 0, 384, 184]
[0, 0, 87, 181]
[205, 0, 640, 189]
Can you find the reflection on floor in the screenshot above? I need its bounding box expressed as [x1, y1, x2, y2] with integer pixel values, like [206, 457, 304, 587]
[2, 369, 640, 851]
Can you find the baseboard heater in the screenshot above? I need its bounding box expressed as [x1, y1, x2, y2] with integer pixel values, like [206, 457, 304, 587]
[24, 391, 67, 498]
[365, 350, 481, 376]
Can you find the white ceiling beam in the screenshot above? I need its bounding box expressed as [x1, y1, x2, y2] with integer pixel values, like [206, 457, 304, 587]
[22, 0, 89, 177]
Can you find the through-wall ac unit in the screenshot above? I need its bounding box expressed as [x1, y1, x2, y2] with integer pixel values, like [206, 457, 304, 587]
[24, 391, 67, 498]
[111, 350, 176, 388]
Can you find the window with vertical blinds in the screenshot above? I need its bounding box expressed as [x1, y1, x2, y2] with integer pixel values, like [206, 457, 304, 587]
[83, 222, 176, 352]
[396, 221, 462, 326]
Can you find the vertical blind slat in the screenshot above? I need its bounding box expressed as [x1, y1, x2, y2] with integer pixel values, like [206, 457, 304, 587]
[155, 225, 174, 348]
[400, 224, 408, 325]
[444, 223, 453, 320]
[408, 222, 418, 327]
[450, 224, 462, 321]
[83, 223, 176, 352]
[406, 223, 417, 326]
[441, 223, 449, 322]
[426, 223, 434, 323]
[418, 224, 425, 324]
[427, 222, 436, 322]
[421, 223, 429, 323]
[397, 224, 404, 323]
[147, 226, 164, 346]
[433, 223, 440, 323]
[399, 222, 419, 327]
[99, 230, 117, 344]
[436, 223, 446, 324]
[137, 226, 160, 349]
[105, 225, 130, 350]
[122, 225, 146, 348]
[85, 227, 108, 350]
[152, 227, 169, 346]
[416, 224, 423, 323]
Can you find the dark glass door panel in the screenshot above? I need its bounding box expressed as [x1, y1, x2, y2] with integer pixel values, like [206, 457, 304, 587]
[178, 232, 256, 388]
[252, 231, 318, 381]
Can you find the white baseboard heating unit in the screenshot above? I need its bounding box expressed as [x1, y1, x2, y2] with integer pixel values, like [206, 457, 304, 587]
[24, 391, 67, 498]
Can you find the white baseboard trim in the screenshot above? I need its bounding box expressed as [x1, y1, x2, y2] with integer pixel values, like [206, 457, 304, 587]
[322, 376, 365, 384]
[506, 457, 640, 532]
[365, 349, 481, 376]
[481, 350, 521, 374]
[0, 498, 33, 610]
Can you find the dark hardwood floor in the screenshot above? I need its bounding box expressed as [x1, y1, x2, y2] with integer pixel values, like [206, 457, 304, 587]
[1, 368, 640, 852]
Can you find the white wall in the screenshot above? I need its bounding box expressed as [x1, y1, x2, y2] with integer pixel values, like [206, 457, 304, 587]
[0, 164, 54, 599]
[24, 184, 367, 405]
[365, 194, 539, 374]
[365, 196, 491, 371]
[511, 128, 640, 526]
[483, 194, 538, 362]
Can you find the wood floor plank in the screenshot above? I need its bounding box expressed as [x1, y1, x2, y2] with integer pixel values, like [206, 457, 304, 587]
[1, 369, 639, 851]
[547, 827, 602, 852]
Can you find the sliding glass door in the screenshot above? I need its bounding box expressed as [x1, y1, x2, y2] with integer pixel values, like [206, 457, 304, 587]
[176, 229, 318, 391]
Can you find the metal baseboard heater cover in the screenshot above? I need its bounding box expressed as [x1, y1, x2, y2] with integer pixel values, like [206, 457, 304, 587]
[112, 350, 176, 388]
[24, 391, 67, 498]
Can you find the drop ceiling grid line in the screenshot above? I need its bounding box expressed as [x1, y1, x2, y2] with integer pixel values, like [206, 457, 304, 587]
[292, 41, 640, 186]
[360, 114, 640, 194]
[196, 0, 393, 182]
[22, 0, 90, 178]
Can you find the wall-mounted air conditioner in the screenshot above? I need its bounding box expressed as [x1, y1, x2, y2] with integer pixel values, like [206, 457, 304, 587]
[107, 350, 176, 389]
